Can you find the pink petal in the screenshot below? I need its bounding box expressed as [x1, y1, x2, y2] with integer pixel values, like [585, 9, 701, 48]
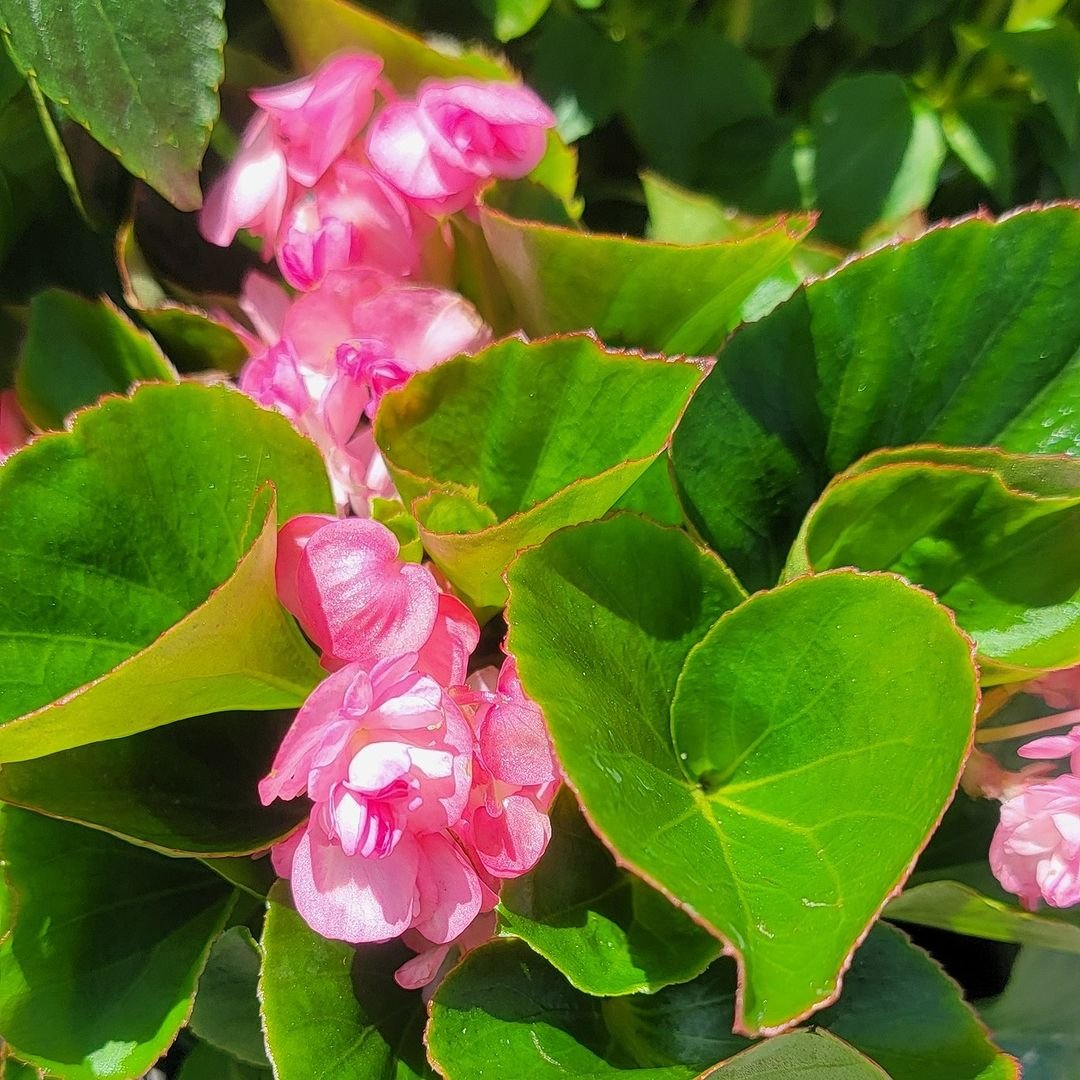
[393, 942, 451, 990]
[291, 821, 421, 943]
[412, 833, 484, 944]
[417, 594, 481, 686]
[1018, 726, 1080, 761]
[470, 794, 552, 878]
[275, 514, 336, 622]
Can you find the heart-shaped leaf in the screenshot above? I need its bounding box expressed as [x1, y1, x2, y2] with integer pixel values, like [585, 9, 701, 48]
[479, 203, 815, 355]
[785, 446, 1080, 683]
[671, 206, 1080, 591]
[498, 789, 722, 996]
[0, 0, 225, 209]
[260, 883, 433, 1080]
[16, 289, 177, 429]
[376, 337, 704, 615]
[0, 709, 305, 855]
[506, 516, 977, 1034]
[0, 807, 235, 1080]
[0, 383, 331, 762]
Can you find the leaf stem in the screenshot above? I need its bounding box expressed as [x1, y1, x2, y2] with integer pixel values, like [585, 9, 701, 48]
[975, 708, 1080, 745]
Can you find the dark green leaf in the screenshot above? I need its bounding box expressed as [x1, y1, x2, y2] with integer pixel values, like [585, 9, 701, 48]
[508, 522, 977, 1035]
[943, 99, 1017, 203]
[376, 337, 704, 615]
[671, 207, 1080, 591]
[498, 789, 721, 995]
[260, 882, 432, 1080]
[718, 0, 817, 48]
[0, 709, 305, 855]
[190, 927, 269, 1068]
[981, 947, 1080, 1079]
[811, 74, 946, 245]
[0, 807, 235, 1080]
[479, 202, 815, 354]
[0, 383, 331, 762]
[786, 446, 1080, 683]
[16, 289, 176, 429]
[0, 0, 225, 209]
[838, 0, 953, 45]
[177, 1041, 272, 1080]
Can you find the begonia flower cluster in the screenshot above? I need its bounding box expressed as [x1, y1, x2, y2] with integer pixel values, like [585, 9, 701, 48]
[989, 664, 1080, 909]
[200, 53, 555, 512]
[260, 514, 559, 985]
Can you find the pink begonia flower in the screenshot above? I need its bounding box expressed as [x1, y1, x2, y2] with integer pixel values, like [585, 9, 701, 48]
[262, 655, 492, 944]
[0, 390, 30, 462]
[200, 114, 290, 253]
[453, 655, 560, 879]
[991, 773, 1080, 909]
[1028, 665, 1080, 711]
[1017, 714, 1080, 776]
[277, 159, 423, 289]
[367, 78, 556, 214]
[396, 910, 496, 992]
[250, 53, 383, 187]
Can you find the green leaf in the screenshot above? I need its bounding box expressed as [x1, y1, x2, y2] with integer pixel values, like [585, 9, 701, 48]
[479, 202, 815, 355]
[376, 337, 704, 615]
[263, 0, 578, 212]
[0, 1048, 46, 1080]
[981, 947, 1080, 1078]
[718, 0, 816, 47]
[190, 927, 270, 1068]
[786, 446, 1080, 683]
[0, 0, 224, 210]
[698, 1030, 889, 1079]
[943, 99, 1017, 203]
[0, 709, 306, 855]
[0, 383, 332, 762]
[370, 498, 424, 562]
[810, 74, 946, 246]
[979, 22, 1080, 145]
[507, 522, 977, 1035]
[15, 289, 176, 429]
[670, 207, 1080, 591]
[837, 0, 953, 45]
[177, 1041, 272, 1080]
[483, 0, 552, 41]
[260, 882, 433, 1080]
[0, 807, 235, 1080]
[813, 922, 1018, 1080]
[1007, 0, 1069, 31]
[426, 938, 734, 1079]
[497, 789, 722, 995]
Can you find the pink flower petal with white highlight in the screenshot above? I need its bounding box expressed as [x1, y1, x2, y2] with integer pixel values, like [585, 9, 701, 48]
[412, 833, 485, 944]
[251, 53, 383, 187]
[417, 594, 481, 686]
[238, 270, 291, 345]
[471, 793, 552, 878]
[291, 819, 421, 943]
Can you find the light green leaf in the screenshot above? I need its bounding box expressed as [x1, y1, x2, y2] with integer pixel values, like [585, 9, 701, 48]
[698, 1030, 889, 1079]
[480, 199, 814, 356]
[376, 337, 704, 615]
[0, 383, 331, 762]
[507, 519, 977, 1035]
[485, 0, 552, 41]
[260, 883, 433, 1080]
[943, 99, 1017, 203]
[498, 789, 722, 995]
[16, 289, 176, 429]
[0, 0, 225, 209]
[671, 206, 1080, 591]
[0, 807, 235, 1080]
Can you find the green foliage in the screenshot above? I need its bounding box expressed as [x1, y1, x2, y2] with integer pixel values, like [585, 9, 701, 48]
[0, 0, 225, 209]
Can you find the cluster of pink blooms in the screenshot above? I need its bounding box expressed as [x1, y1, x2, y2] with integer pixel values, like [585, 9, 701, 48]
[260, 514, 559, 986]
[200, 53, 555, 511]
[986, 665, 1080, 909]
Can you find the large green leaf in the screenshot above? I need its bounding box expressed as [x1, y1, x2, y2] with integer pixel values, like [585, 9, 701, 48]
[671, 207, 1080, 591]
[0, 383, 331, 762]
[698, 1031, 889, 1079]
[981, 947, 1080, 1079]
[0, 807, 235, 1080]
[810, 74, 946, 246]
[0, 0, 225, 210]
[838, 0, 954, 45]
[786, 446, 1080, 683]
[479, 203, 815, 355]
[16, 289, 176, 429]
[177, 1041, 271, 1080]
[263, 0, 577, 212]
[497, 789, 722, 995]
[0, 709, 305, 855]
[376, 337, 704, 615]
[507, 518, 977, 1035]
[260, 883, 432, 1080]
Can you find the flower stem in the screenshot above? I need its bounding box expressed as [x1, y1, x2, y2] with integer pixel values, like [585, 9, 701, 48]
[976, 708, 1080, 745]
